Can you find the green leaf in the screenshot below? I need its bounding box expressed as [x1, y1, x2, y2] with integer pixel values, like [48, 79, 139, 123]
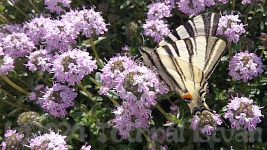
[120, 0, 131, 9]
[208, 139, 214, 150]
[95, 72, 102, 83]
[71, 112, 84, 117]
[106, 90, 119, 99]
[8, 108, 20, 117]
[0, 5, 4, 11]
[221, 105, 228, 112]
[262, 95, 267, 102]
[91, 102, 102, 113]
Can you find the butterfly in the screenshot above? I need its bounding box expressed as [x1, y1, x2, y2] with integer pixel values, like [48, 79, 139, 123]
[139, 12, 226, 115]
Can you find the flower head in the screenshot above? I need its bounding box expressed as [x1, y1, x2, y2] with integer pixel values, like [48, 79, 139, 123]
[142, 19, 170, 42]
[240, 37, 255, 51]
[228, 50, 264, 82]
[178, 0, 206, 16]
[81, 142, 91, 150]
[38, 83, 77, 118]
[216, 11, 246, 43]
[27, 129, 67, 150]
[44, 0, 71, 14]
[125, 22, 138, 35]
[1, 128, 24, 150]
[0, 50, 14, 75]
[190, 111, 222, 135]
[52, 49, 97, 85]
[100, 55, 169, 139]
[260, 32, 267, 47]
[97, 3, 109, 14]
[2, 32, 35, 59]
[17, 111, 41, 132]
[24, 49, 53, 73]
[224, 95, 264, 131]
[147, 2, 172, 20]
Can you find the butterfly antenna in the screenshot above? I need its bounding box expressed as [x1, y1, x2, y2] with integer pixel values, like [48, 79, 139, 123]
[221, 118, 229, 128]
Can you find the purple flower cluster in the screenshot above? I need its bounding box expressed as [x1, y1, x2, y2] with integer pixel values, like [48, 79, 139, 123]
[216, 11, 246, 43]
[97, 3, 109, 14]
[121, 45, 131, 51]
[1, 128, 24, 150]
[142, 19, 170, 42]
[224, 95, 264, 131]
[190, 111, 222, 135]
[125, 22, 138, 35]
[51, 49, 97, 85]
[241, 0, 263, 5]
[165, 105, 180, 126]
[44, 0, 71, 14]
[35, 83, 77, 118]
[81, 142, 91, 150]
[0, 24, 24, 36]
[142, 2, 171, 42]
[108, 14, 118, 22]
[260, 32, 267, 47]
[147, 2, 172, 20]
[0, 47, 14, 75]
[148, 130, 171, 150]
[240, 37, 255, 51]
[25, 16, 78, 53]
[1, 32, 35, 59]
[62, 6, 108, 38]
[24, 49, 53, 73]
[29, 84, 46, 101]
[27, 129, 67, 149]
[17, 111, 41, 132]
[178, 0, 206, 16]
[228, 50, 264, 82]
[100, 55, 169, 139]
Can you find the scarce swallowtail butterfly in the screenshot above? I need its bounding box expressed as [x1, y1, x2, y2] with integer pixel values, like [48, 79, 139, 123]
[139, 12, 227, 115]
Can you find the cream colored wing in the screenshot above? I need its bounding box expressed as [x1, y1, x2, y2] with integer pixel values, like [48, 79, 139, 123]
[158, 13, 220, 47]
[151, 36, 226, 115]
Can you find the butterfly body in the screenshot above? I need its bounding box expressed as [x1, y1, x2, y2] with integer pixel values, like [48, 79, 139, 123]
[139, 13, 226, 115]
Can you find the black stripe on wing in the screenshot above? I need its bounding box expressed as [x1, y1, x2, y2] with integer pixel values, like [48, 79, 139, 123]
[158, 12, 220, 47]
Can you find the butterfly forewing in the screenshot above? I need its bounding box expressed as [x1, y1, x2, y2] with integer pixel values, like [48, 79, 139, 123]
[158, 12, 220, 47]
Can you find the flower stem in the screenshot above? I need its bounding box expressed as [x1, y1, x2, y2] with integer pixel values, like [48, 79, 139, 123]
[36, 71, 52, 87]
[29, 0, 42, 14]
[228, 41, 232, 59]
[10, 74, 31, 88]
[233, 0, 235, 10]
[78, 34, 81, 43]
[0, 73, 30, 96]
[2, 99, 30, 111]
[260, 47, 265, 57]
[89, 76, 120, 106]
[90, 36, 103, 68]
[18, 0, 31, 10]
[260, 0, 266, 23]
[244, 5, 250, 27]
[138, 128, 160, 150]
[155, 104, 175, 122]
[0, 87, 18, 101]
[0, 13, 10, 24]
[77, 83, 96, 104]
[14, 4, 28, 18]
